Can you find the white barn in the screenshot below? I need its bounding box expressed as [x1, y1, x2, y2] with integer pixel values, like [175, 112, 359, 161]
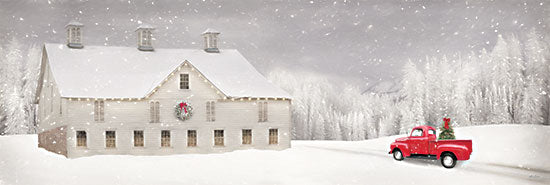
[35, 21, 292, 158]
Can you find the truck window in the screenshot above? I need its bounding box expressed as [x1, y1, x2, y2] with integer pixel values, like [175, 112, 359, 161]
[428, 129, 435, 135]
[411, 129, 423, 137]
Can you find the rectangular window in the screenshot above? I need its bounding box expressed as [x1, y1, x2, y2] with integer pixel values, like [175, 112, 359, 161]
[242, 129, 252, 145]
[206, 101, 215, 122]
[187, 130, 197, 147]
[76, 131, 86, 147]
[179, 74, 189, 89]
[269, 129, 278, 145]
[258, 102, 268, 122]
[134, 130, 144, 147]
[161, 130, 171, 147]
[214, 130, 224, 146]
[94, 100, 105, 122]
[149, 101, 160, 123]
[105, 131, 116, 148]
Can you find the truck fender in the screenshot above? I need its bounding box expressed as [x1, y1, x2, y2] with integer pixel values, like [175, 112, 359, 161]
[391, 143, 411, 157]
[436, 144, 469, 160]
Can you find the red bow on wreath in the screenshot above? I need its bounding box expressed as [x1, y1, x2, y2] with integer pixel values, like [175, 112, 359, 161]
[443, 118, 451, 130]
[179, 102, 188, 113]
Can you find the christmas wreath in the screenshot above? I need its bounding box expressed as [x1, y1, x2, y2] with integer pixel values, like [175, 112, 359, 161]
[175, 101, 193, 121]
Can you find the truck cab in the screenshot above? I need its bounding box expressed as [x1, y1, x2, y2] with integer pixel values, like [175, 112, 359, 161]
[389, 126, 472, 168]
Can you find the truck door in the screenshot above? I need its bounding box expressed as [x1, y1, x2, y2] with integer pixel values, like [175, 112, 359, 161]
[409, 128, 424, 154]
[427, 129, 437, 155]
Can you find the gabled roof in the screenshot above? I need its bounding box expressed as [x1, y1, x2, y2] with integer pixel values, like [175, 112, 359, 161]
[43, 43, 291, 99]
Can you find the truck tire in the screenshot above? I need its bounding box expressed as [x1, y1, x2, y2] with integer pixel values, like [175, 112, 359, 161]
[393, 149, 404, 161]
[441, 153, 456, 168]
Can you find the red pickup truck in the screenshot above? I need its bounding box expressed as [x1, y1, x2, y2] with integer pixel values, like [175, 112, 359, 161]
[389, 125, 472, 168]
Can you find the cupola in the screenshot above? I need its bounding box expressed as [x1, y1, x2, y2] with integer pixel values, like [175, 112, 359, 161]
[66, 21, 84, 48]
[136, 24, 155, 51]
[202, 28, 220, 53]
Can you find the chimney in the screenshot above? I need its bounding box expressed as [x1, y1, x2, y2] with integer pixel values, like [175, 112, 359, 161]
[66, 21, 84, 48]
[136, 24, 155, 51]
[202, 28, 220, 53]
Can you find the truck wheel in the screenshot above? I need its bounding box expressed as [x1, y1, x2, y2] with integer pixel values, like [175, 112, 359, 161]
[393, 149, 404, 161]
[441, 153, 456, 168]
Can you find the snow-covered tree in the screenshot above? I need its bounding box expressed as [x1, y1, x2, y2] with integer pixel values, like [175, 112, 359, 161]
[399, 61, 425, 133]
[519, 77, 544, 124]
[451, 54, 477, 126]
[267, 29, 550, 141]
[0, 38, 26, 134]
[22, 44, 41, 133]
[0, 42, 5, 133]
[524, 29, 550, 125]
[488, 35, 515, 124]
[0, 39, 40, 135]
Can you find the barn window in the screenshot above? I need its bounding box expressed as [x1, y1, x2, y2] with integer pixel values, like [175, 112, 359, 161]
[214, 130, 224, 146]
[134, 130, 144, 147]
[149, 101, 160, 123]
[161, 130, 171, 147]
[258, 102, 268, 122]
[269, 129, 278, 145]
[94, 100, 105, 122]
[187, 130, 197, 147]
[242, 129, 252, 145]
[76, 131, 87, 147]
[140, 30, 152, 46]
[70, 27, 81, 43]
[105, 131, 116, 148]
[206, 101, 215, 122]
[179, 74, 189, 89]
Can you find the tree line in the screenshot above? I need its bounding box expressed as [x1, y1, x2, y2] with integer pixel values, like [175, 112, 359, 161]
[269, 29, 550, 140]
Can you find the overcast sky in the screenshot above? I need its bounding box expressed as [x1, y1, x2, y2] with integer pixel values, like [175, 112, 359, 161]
[0, 0, 548, 89]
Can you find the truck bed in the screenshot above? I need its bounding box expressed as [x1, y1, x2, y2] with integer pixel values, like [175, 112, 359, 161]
[427, 140, 472, 154]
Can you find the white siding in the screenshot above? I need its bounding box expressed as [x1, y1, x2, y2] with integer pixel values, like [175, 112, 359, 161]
[37, 58, 65, 132]
[59, 63, 291, 158]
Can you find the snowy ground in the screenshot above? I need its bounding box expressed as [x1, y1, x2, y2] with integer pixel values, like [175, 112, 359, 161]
[1, 124, 549, 185]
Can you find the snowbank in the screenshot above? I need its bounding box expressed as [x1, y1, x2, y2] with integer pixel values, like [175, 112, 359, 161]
[0, 124, 549, 185]
[303, 124, 550, 170]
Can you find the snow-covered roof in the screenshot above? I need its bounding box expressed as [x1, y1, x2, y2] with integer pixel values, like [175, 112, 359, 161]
[43, 43, 291, 99]
[136, 24, 155, 30]
[202, 28, 220, 34]
[65, 21, 84, 27]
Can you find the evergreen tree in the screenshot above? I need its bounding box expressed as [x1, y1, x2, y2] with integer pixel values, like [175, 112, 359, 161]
[399, 60, 425, 133]
[0, 38, 25, 134]
[438, 118, 455, 140]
